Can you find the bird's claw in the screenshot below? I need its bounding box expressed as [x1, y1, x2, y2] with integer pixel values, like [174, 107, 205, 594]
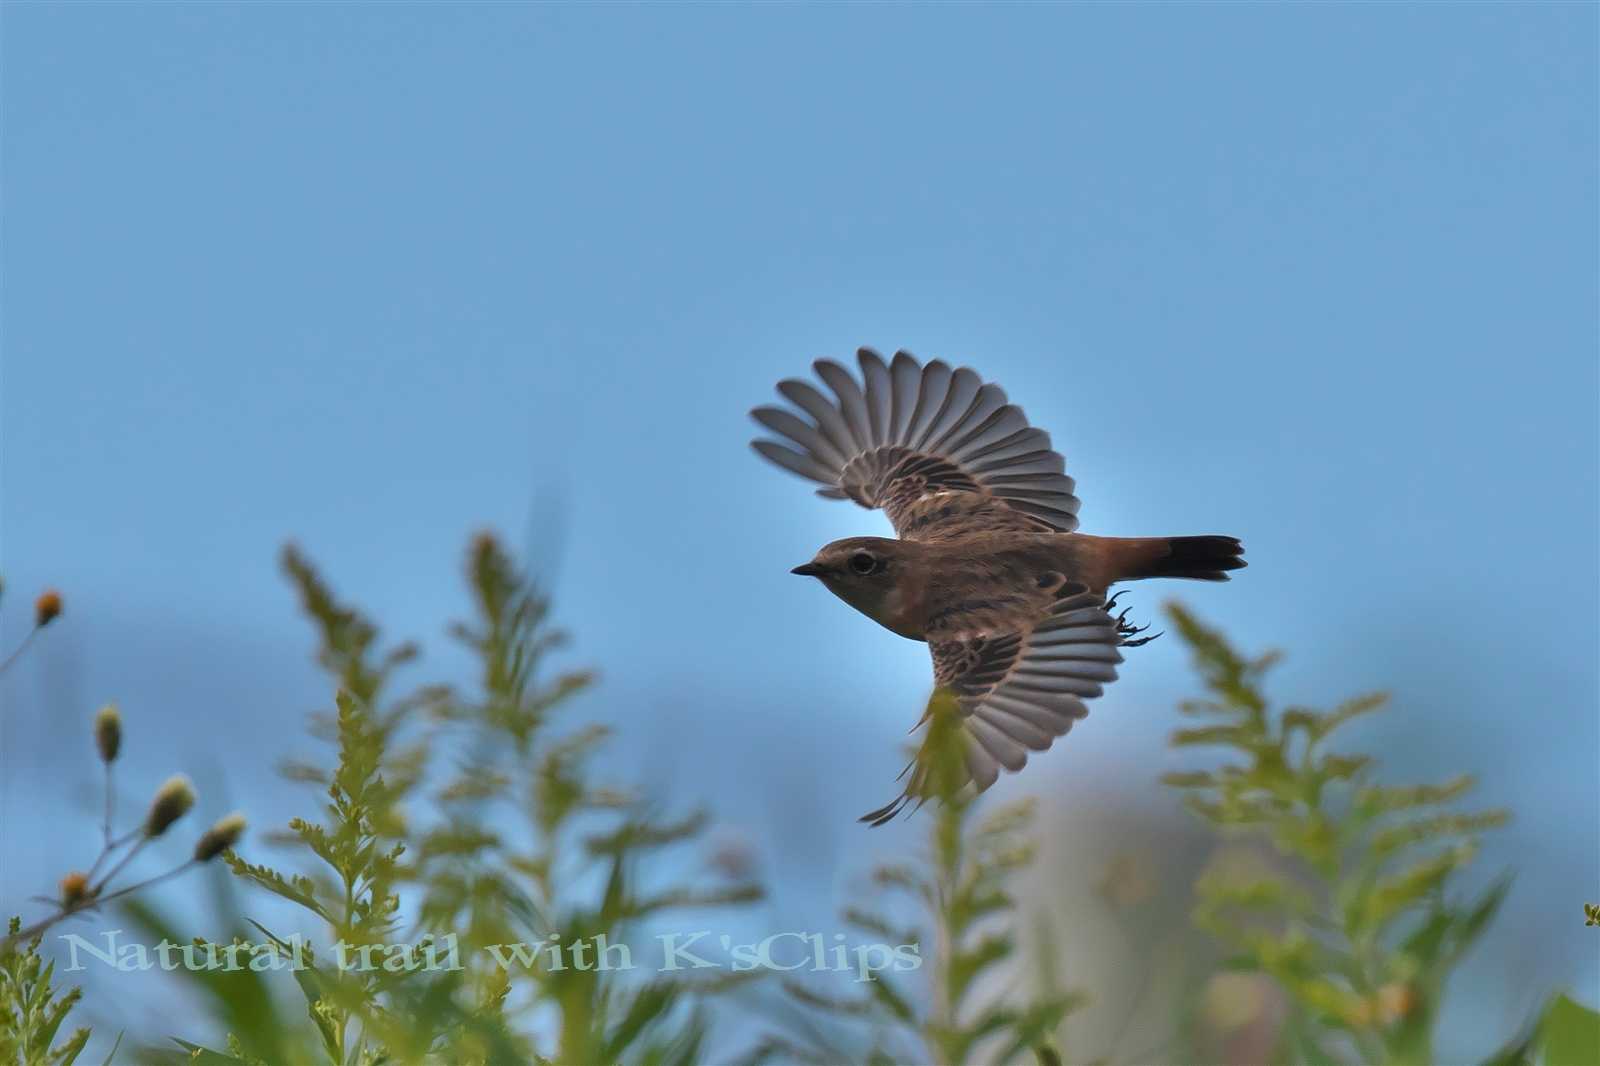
[1104, 591, 1162, 648]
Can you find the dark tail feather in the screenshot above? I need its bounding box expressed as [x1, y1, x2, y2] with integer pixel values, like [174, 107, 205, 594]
[1129, 536, 1246, 582]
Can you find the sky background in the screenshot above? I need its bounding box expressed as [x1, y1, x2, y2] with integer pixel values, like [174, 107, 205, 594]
[2, 2, 1596, 1061]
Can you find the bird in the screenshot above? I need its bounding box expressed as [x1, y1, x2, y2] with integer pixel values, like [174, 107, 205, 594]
[749, 347, 1245, 825]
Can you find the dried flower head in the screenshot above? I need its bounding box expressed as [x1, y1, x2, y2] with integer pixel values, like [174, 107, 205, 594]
[94, 704, 122, 763]
[144, 775, 196, 837]
[59, 871, 92, 907]
[34, 590, 63, 627]
[1375, 982, 1416, 1025]
[193, 812, 247, 862]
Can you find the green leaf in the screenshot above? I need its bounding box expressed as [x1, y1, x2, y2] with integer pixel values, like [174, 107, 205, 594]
[1159, 770, 1217, 789]
[865, 974, 916, 1024]
[1444, 875, 1514, 967]
[1542, 994, 1600, 1066]
[948, 933, 1013, 1010]
[1312, 692, 1388, 740]
[169, 1038, 251, 1065]
[1359, 845, 1476, 935]
[1172, 724, 1256, 748]
[1356, 775, 1477, 815]
[1370, 810, 1509, 861]
[51, 1027, 90, 1066]
[96, 1031, 125, 1066]
[603, 979, 679, 1060]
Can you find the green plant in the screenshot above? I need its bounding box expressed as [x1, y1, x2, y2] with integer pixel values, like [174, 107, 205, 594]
[146, 532, 761, 1064]
[0, 920, 96, 1066]
[749, 688, 1084, 1065]
[1163, 603, 1515, 1065]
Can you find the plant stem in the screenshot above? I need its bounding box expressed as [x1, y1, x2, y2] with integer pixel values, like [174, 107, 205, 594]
[0, 627, 39, 678]
[92, 836, 149, 896]
[0, 861, 197, 953]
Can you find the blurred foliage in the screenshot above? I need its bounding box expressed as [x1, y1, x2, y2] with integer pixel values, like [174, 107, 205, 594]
[133, 533, 760, 1064]
[0, 920, 93, 1066]
[1162, 603, 1558, 1066]
[7, 549, 1597, 1065]
[1536, 994, 1600, 1066]
[747, 688, 1084, 1065]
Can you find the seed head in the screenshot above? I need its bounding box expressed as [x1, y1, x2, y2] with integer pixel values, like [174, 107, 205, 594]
[193, 812, 247, 862]
[59, 871, 92, 907]
[34, 590, 63, 627]
[144, 775, 196, 837]
[94, 704, 122, 763]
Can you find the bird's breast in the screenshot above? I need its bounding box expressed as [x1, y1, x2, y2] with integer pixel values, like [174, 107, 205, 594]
[877, 583, 929, 641]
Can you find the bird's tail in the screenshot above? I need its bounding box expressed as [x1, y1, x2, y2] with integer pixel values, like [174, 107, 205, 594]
[1114, 535, 1246, 582]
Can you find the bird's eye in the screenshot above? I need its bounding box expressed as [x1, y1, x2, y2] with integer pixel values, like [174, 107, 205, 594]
[848, 551, 877, 575]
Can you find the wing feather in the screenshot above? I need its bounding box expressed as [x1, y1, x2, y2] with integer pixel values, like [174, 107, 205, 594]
[814, 359, 873, 452]
[888, 351, 922, 443]
[751, 348, 1082, 536]
[750, 440, 836, 484]
[933, 591, 1120, 789]
[775, 379, 857, 463]
[964, 742, 1001, 792]
[861, 591, 1122, 822]
[750, 406, 851, 468]
[967, 715, 1029, 772]
[915, 366, 983, 452]
[858, 348, 894, 448]
[905, 359, 954, 445]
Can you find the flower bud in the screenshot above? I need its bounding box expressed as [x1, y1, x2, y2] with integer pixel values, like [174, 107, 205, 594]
[94, 704, 122, 764]
[144, 775, 196, 837]
[34, 590, 62, 627]
[59, 871, 91, 907]
[193, 812, 246, 862]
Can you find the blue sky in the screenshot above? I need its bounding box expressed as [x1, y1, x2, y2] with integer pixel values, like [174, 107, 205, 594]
[2, 2, 1595, 1057]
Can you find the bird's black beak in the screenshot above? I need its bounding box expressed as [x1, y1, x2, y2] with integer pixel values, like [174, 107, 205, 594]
[790, 562, 824, 577]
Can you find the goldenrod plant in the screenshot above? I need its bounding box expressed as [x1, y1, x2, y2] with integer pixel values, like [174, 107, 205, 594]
[0, 919, 97, 1066]
[1161, 603, 1597, 1066]
[139, 533, 762, 1064]
[747, 687, 1084, 1065]
[9, 554, 1598, 1064]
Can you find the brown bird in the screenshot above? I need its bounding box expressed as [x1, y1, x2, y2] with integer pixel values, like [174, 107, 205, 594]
[751, 348, 1245, 824]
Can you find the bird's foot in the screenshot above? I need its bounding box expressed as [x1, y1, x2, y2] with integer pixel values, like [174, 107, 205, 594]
[1104, 590, 1163, 648]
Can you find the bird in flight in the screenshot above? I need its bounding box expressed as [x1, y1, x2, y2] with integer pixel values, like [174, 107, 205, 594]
[750, 348, 1245, 825]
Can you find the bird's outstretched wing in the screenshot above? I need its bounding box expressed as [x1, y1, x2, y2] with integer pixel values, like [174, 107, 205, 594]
[751, 348, 1081, 539]
[861, 589, 1121, 826]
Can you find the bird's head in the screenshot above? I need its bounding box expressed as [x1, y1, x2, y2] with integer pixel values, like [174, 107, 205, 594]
[791, 537, 925, 637]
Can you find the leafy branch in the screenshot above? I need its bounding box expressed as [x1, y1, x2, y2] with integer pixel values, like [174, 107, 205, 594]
[750, 688, 1083, 1065]
[1163, 603, 1512, 1065]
